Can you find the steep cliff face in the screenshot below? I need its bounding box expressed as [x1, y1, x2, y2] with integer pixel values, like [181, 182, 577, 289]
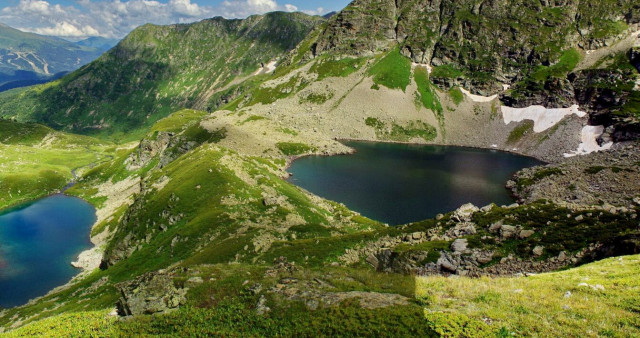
[310, 0, 640, 140]
[316, 0, 638, 90]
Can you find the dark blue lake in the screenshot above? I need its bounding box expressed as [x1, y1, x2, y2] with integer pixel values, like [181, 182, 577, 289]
[287, 141, 542, 225]
[0, 194, 96, 308]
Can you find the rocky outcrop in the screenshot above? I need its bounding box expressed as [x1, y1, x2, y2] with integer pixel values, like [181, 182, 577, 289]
[315, 0, 639, 96]
[312, 0, 397, 57]
[511, 143, 640, 208]
[116, 271, 187, 316]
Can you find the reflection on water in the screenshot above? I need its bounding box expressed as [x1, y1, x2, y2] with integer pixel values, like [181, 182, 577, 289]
[287, 141, 542, 225]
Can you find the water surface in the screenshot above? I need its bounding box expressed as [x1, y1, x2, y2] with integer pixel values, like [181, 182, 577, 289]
[287, 141, 542, 225]
[0, 194, 96, 308]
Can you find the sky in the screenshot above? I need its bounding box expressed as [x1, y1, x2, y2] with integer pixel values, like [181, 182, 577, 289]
[0, 0, 351, 40]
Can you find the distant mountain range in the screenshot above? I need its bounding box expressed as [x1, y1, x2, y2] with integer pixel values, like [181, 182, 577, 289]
[0, 23, 118, 92]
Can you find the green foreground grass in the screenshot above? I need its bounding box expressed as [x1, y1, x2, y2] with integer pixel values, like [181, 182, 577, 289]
[417, 255, 640, 337]
[6, 255, 639, 337]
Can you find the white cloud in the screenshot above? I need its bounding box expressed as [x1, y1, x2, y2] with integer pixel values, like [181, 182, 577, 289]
[302, 7, 326, 16]
[31, 21, 100, 37]
[0, 0, 333, 39]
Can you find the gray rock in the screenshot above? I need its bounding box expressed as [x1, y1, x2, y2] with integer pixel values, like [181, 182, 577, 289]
[558, 251, 568, 261]
[480, 204, 495, 212]
[446, 222, 477, 238]
[532, 246, 545, 257]
[248, 283, 263, 295]
[366, 253, 379, 269]
[452, 203, 479, 222]
[451, 239, 468, 253]
[437, 254, 457, 273]
[519, 230, 535, 239]
[500, 224, 518, 239]
[256, 295, 270, 315]
[116, 271, 187, 316]
[472, 250, 494, 264]
[489, 220, 503, 233]
[575, 215, 584, 222]
[186, 276, 203, 286]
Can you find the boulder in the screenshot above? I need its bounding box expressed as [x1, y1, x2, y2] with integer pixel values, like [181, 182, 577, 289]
[446, 222, 477, 238]
[366, 253, 379, 269]
[558, 251, 568, 261]
[451, 239, 468, 253]
[452, 203, 479, 222]
[480, 204, 495, 213]
[532, 246, 545, 257]
[518, 230, 535, 239]
[116, 271, 187, 316]
[437, 254, 458, 273]
[488, 220, 503, 233]
[500, 224, 518, 239]
[262, 193, 287, 207]
[472, 250, 494, 264]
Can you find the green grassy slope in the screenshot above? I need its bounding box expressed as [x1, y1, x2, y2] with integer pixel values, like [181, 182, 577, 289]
[0, 120, 113, 209]
[0, 12, 323, 141]
[418, 254, 640, 336]
[7, 253, 639, 337]
[1, 107, 638, 335]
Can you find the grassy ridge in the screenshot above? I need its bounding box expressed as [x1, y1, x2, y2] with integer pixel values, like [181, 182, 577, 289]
[0, 13, 323, 140]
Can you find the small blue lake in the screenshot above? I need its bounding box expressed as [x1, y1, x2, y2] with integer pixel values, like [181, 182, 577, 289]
[287, 141, 542, 225]
[0, 194, 96, 308]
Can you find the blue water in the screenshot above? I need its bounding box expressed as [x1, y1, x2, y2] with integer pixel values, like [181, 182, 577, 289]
[0, 194, 96, 308]
[287, 141, 542, 225]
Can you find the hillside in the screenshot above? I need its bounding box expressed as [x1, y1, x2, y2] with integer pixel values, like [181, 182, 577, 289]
[0, 24, 105, 91]
[309, 0, 640, 142]
[0, 12, 324, 140]
[0, 119, 113, 209]
[0, 0, 639, 336]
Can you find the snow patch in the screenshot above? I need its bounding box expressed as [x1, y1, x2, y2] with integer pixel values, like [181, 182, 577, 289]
[253, 60, 278, 76]
[459, 88, 498, 102]
[564, 125, 613, 157]
[501, 105, 587, 133]
[264, 60, 277, 73]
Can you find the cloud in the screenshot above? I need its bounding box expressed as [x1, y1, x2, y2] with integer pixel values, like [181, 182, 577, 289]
[302, 7, 326, 16]
[31, 21, 100, 37]
[0, 0, 332, 40]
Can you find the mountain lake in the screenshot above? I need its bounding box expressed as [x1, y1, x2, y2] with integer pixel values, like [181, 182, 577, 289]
[0, 194, 95, 308]
[287, 141, 543, 225]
